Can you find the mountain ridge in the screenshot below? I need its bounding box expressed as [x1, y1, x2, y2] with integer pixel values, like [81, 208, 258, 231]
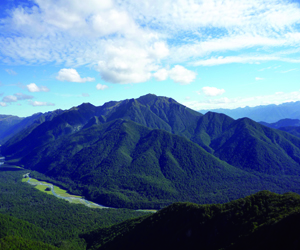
[3, 94, 300, 208]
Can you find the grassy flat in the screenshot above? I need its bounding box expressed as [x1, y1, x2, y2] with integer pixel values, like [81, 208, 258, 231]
[23, 177, 84, 201]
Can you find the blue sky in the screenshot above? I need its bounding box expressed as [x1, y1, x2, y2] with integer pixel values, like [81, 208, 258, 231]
[0, 0, 300, 117]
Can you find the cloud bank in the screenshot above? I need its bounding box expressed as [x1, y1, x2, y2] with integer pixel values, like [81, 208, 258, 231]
[0, 0, 299, 85]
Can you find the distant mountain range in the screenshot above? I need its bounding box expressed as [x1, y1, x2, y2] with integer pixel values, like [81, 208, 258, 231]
[199, 101, 300, 123]
[259, 118, 300, 138]
[2, 94, 300, 208]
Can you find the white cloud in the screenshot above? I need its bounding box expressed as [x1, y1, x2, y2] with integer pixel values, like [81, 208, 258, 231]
[169, 65, 196, 85]
[2, 95, 18, 103]
[96, 84, 108, 90]
[0, 102, 7, 107]
[26, 83, 50, 92]
[201, 87, 225, 97]
[82, 93, 90, 97]
[56, 69, 95, 83]
[255, 77, 264, 81]
[28, 101, 55, 106]
[0, 0, 300, 85]
[5, 69, 17, 75]
[153, 68, 169, 81]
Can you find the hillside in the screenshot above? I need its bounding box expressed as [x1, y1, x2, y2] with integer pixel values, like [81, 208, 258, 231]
[84, 191, 300, 250]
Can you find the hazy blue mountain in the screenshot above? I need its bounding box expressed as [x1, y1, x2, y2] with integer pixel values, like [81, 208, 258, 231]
[199, 101, 300, 123]
[0, 115, 23, 144]
[259, 118, 300, 138]
[0, 110, 64, 145]
[259, 118, 300, 129]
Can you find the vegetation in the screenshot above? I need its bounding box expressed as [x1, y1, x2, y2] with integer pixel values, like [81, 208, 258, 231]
[0, 169, 149, 249]
[84, 191, 300, 250]
[3, 94, 300, 208]
[10, 118, 300, 209]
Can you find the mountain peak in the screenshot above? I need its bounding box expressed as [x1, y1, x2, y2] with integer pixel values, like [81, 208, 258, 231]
[137, 94, 178, 106]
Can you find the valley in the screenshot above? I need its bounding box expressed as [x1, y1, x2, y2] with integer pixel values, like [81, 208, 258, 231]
[1, 94, 300, 249]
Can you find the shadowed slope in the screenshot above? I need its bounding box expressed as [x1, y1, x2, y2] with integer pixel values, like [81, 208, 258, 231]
[83, 191, 300, 250]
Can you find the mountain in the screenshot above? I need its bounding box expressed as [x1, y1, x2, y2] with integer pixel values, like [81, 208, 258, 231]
[3, 94, 300, 208]
[83, 191, 300, 250]
[199, 101, 300, 123]
[259, 118, 300, 129]
[279, 126, 300, 138]
[12, 119, 272, 209]
[3, 94, 202, 158]
[259, 118, 300, 138]
[0, 115, 23, 144]
[0, 110, 64, 145]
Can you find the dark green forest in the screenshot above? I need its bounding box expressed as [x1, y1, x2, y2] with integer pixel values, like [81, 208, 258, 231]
[84, 191, 300, 250]
[0, 168, 148, 249]
[2, 168, 300, 250]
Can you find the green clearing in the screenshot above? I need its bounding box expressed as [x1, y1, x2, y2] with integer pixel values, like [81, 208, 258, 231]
[22, 177, 83, 200]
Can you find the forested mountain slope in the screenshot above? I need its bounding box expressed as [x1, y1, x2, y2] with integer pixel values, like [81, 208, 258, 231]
[84, 191, 300, 250]
[3, 94, 300, 208]
[15, 119, 273, 208]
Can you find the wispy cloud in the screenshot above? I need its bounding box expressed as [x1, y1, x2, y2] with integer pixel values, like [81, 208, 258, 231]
[255, 77, 264, 81]
[28, 101, 55, 106]
[199, 87, 226, 97]
[2, 93, 34, 103]
[14, 93, 34, 100]
[183, 90, 300, 111]
[96, 84, 108, 90]
[280, 68, 298, 73]
[2, 95, 17, 103]
[5, 69, 17, 75]
[26, 83, 50, 92]
[82, 93, 90, 97]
